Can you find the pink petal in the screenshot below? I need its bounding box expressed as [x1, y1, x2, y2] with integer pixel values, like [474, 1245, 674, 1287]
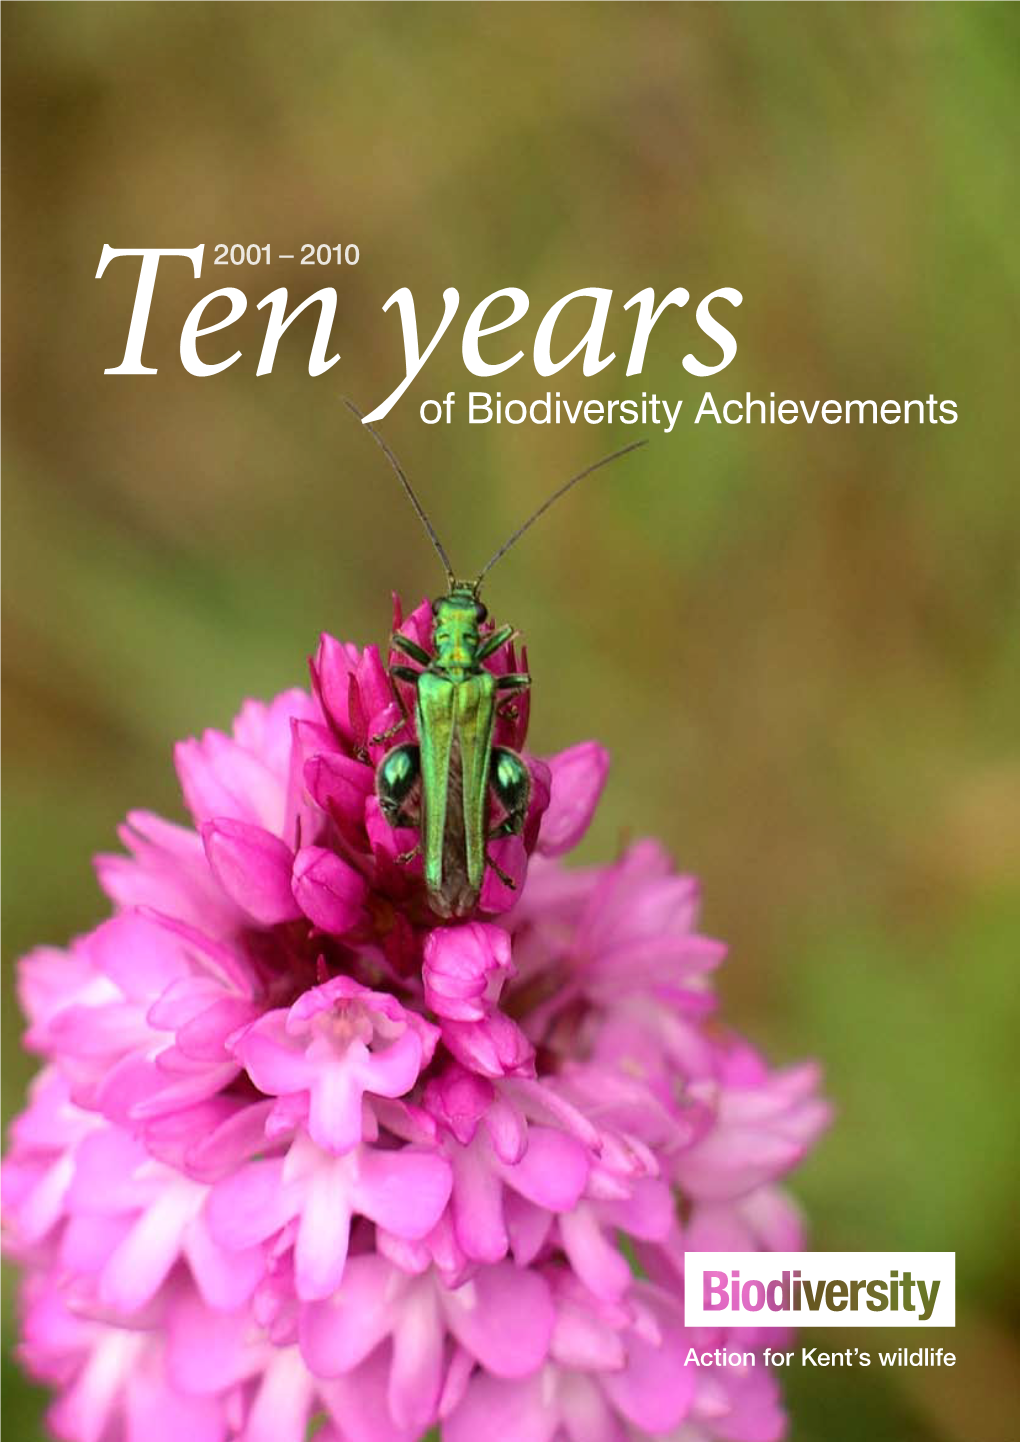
[304, 750, 375, 818]
[175, 996, 262, 1063]
[307, 1059, 363, 1155]
[445, 1372, 557, 1442]
[202, 819, 301, 926]
[87, 912, 189, 1001]
[166, 1289, 258, 1395]
[538, 742, 610, 856]
[98, 1186, 197, 1312]
[66, 1129, 153, 1213]
[60, 1213, 126, 1273]
[234, 1012, 315, 1097]
[504, 1192, 553, 1267]
[48, 1001, 147, 1059]
[388, 1281, 444, 1431]
[496, 1126, 589, 1212]
[311, 633, 361, 739]
[598, 1177, 676, 1241]
[320, 1347, 420, 1442]
[184, 1210, 264, 1310]
[599, 1297, 694, 1433]
[451, 1142, 508, 1263]
[206, 1159, 296, 1250]
[125, 1371, 223, 1442]
[353, 1148, 451, 1239]
[245, 1349, 319, 1442]
[360, 1028, 426, 1099]
[175, 732, 285, 833]
[295, 1161, 352, 1300]
[300, 1254, 399, 1376]
[556, 1374, 621, 1442]
[478, 836, 529, 915]
[423, 923, 512, 1022]
[551, 1298, 626, 1373]
[442, 1262, 554, 1377]
[441, 1013, 535, 1079]
[292, 847, 367, 934]
[559, 1206, 632, 1302]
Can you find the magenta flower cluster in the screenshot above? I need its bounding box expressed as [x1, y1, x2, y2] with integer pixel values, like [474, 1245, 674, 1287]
[3, 600, 829, 1442]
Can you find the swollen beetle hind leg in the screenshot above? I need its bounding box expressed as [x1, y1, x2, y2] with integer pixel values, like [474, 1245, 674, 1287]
[488, 747, 531, 839]
[376, 743, 421, 830]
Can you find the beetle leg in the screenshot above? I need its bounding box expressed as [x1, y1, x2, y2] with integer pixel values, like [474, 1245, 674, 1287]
[476, 623, 517, 661]
[368, 666, 420, 746]
[488, 746, 530, 839]
[370, 716, 408, 746]
[391, 633, 433, 666]
[376, 744, 421, 829]
[496, 672, 531, 692]
[485, 851, 516, 889]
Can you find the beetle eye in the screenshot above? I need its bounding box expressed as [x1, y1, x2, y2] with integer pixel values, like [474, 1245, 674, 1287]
[473, 602, 488, 623]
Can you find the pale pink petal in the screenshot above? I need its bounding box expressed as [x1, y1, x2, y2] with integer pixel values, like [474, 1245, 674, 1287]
[300, 1254, 399, 1376]
[174, 996, 261, 1063]
[245, 1348, 320, 1442]
[234, 1012, 315, 1097]
[125, 1368, 224, 1442]
[175, 733, 286, 833]
[559, 1206, 633, 1302]
[307, 1060, 363, 1155]
[599, 1298, 694, 1433]
[87, 912, 188, 1001]
[98, 1185, 198, 1312]
[320, 1347, 420, 1442]
[166, 1288, 259, 1394]
[504, 1192, 553, 1267]
[445, 1371, 557, 1442]
[450, 1142, 507, 1263]
[353, 1148, 451, 1239]
[558, 1373, 624, 1442]
[206, 1159, 297, 1250]
[183, 1210, 263, 1310]
[496, 1126, 589, 1212]
[551, 1297, 626, 1372]
[294, 1162, 352, 1300]
[388, 1281, 443, 1432]
[359, 1028, 425, 1098]
[442, 1262, 554, 1377]
[442, 1012, 535, 1079]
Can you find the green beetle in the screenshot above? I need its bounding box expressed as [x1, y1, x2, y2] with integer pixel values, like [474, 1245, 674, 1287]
[348, 401, 644, 918]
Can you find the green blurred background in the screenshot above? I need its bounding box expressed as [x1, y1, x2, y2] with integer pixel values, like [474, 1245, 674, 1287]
[3, 5, 1018, 1440]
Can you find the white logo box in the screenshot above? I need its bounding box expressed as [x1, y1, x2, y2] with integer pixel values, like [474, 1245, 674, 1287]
[683, 1252, 955, 1328]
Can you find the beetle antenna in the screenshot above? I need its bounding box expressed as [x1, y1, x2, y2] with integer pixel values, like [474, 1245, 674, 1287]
[475, 437, 647, 587]
[345, 398, 456, 585]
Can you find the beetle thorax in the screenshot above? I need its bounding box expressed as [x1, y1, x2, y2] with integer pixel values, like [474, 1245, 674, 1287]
[432, 590, 487, 672]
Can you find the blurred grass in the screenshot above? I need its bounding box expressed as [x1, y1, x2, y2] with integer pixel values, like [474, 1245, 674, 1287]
[3, 5, 1019, 1440]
